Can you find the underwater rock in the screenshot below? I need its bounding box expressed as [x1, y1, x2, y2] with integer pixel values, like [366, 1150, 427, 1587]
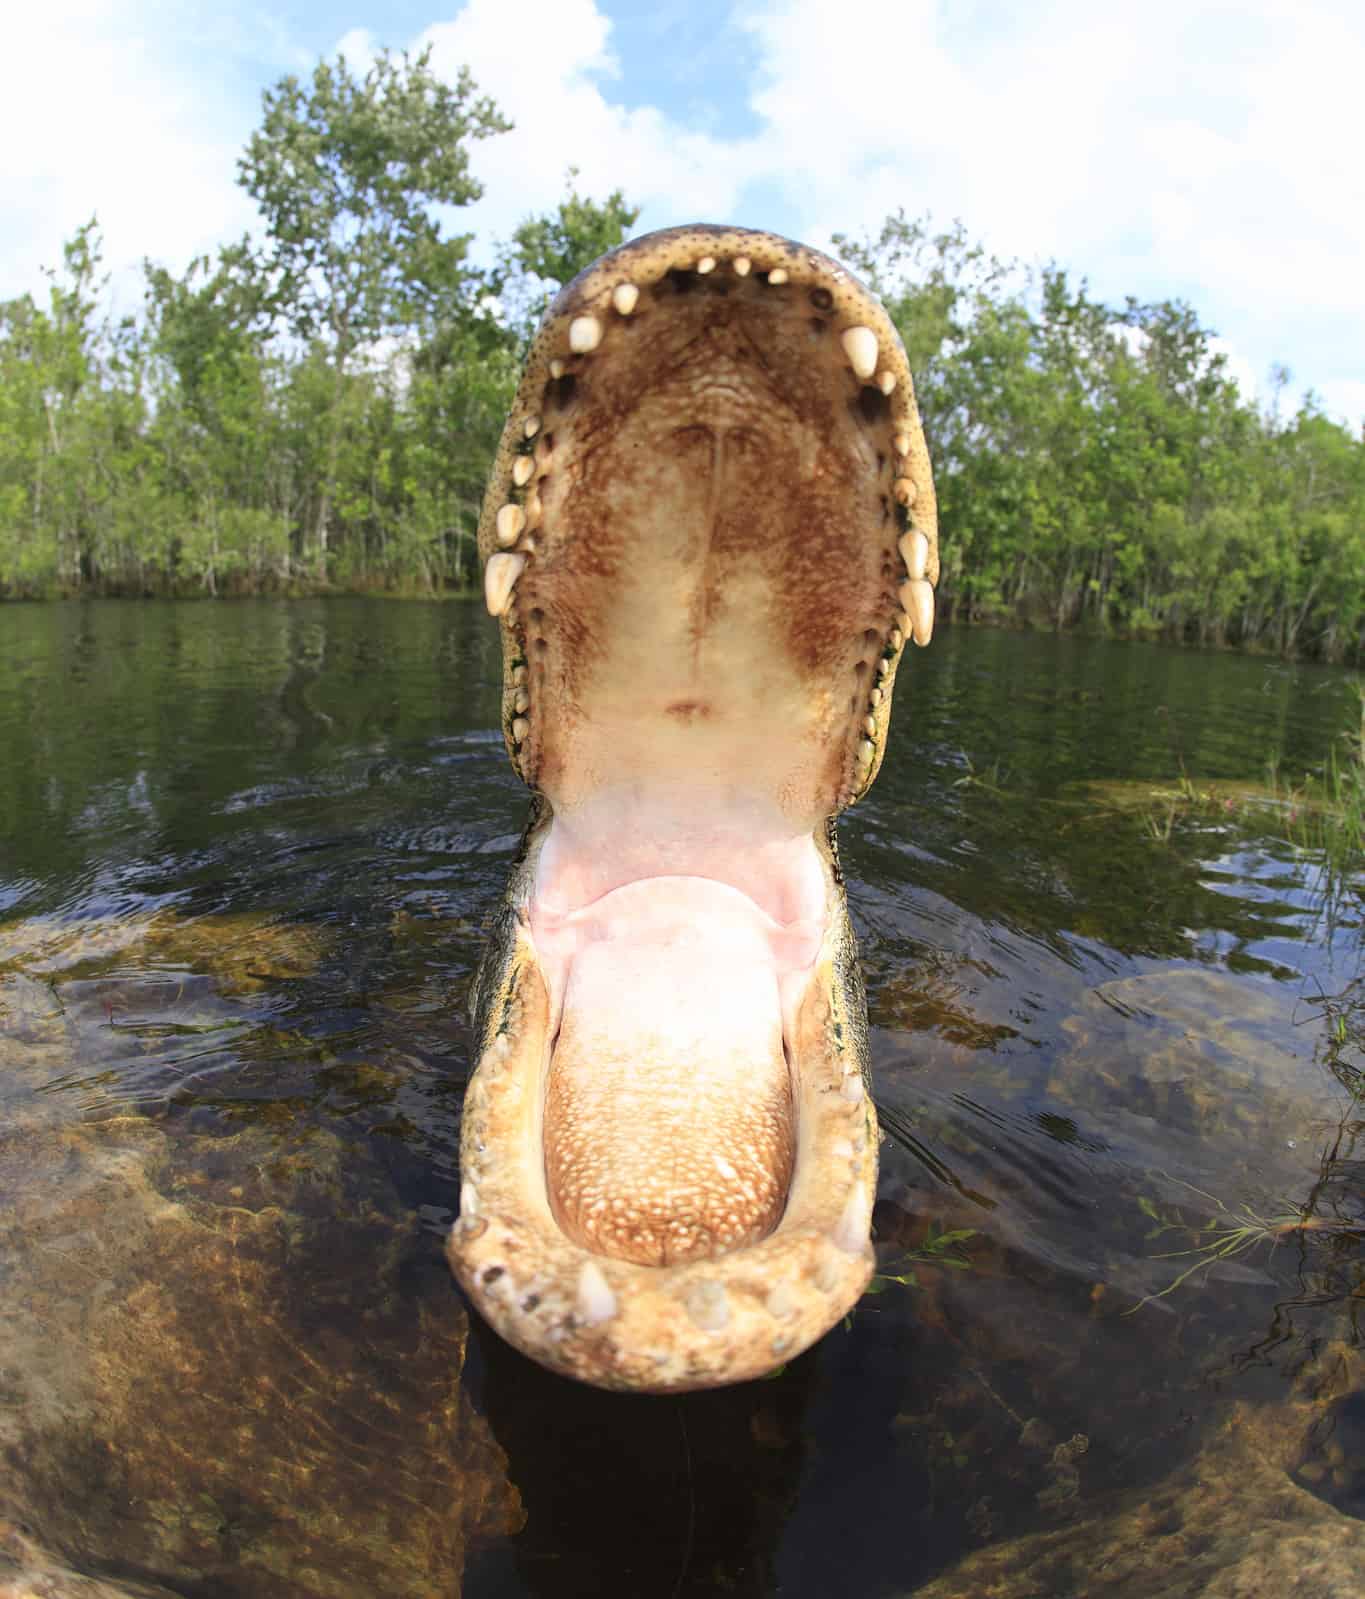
[0, 914, 522, 1598]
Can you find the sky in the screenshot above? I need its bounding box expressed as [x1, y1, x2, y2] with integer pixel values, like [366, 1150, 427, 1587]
[3, 0, 1362, 424]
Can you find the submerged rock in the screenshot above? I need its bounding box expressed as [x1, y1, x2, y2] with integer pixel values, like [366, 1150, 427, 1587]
[914, 1351, 1365, 1599]
[0, 914, 522, 1598]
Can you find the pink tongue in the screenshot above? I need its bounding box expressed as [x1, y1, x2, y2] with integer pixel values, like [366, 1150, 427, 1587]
[541, 878, 796, 1267]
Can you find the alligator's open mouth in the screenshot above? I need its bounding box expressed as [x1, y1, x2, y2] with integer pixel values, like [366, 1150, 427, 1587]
[447, 225, 938, 1391]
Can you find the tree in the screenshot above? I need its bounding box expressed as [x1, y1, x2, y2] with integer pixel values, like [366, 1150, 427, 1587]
[237, 47, 509, 576]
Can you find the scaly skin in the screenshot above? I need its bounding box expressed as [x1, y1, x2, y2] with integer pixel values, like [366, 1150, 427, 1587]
[447, 225, 938, 1391]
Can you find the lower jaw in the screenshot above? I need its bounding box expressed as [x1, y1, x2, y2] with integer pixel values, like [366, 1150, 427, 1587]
[447, 816, 879, 1393]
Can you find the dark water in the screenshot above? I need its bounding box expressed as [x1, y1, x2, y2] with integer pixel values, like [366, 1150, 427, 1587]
[0, 599, 1361, 1598]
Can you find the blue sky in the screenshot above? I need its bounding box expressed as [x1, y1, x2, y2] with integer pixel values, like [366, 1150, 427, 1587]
[4, 0, 1362, 423]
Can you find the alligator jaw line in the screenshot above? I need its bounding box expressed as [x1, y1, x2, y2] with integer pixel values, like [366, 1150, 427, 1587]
[448, 225, 938, 1392]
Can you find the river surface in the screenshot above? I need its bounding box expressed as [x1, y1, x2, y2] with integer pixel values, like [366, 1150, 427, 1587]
[0, 599, 1361, 1598]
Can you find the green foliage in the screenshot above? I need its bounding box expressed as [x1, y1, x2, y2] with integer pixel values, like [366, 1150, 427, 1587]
[1, 67, 1362, 649]
[238, 47, 508, 349]
[841, 214, 1365, 661]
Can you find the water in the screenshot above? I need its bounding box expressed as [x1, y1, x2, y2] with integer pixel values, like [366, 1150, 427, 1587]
[0, 599, 1361, 1598]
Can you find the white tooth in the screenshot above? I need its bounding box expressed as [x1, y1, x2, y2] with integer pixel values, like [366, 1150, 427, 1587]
[856, 737, 875, 769]
[900, 578, 935, 646]
[766, 267, 789, 285]
[696, 255, 717, 274]
[549, 358, 566, 378]
[890, 628, 904, 651]
[893, 432, 912, 457]
[685, 1280, 730, 1332]
[460, 1182, 480, 1219]
[569, 315, 603, 354]
[495, 504, 526, 546]
[893, 476, 916, 507]
[484, 552, 526, 616]
[512, 456, 534, 488]
[869, 686, 883, 707]
[895, 609, 912, 635]
[863, 714, 876, 736]
[512, 664, 527, 686]
[833, 1186, 869, 1254]
[733, 256, 751, 276]
[576, 1260, 617, 1325]
[876, 656, 892, 679]
[841, 326, 879, 382]
[878, 370, 897, 396]
[523, 415, 541, 439]
[899, 529, 929, 581]
[766, 1283, 798, 1319]
[511, 716, 530, 744]
[513, 691, 529, 714]
[612, 282, 639, 315]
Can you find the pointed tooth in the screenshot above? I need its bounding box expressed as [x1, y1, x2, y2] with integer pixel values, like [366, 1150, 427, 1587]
[484, 552, 526, 616]
[878, 370, 897, 395]
[890, 627, 904, 651]
[460, 1182, 480, 1219]
[833, 1186, 869, 1253]
[856, 737, 875, 770]
[513, 691, 529, 714]
[893, 476, 916, 507]
[511, 716, 530, 744]
[612, 282, 639, 315]
[696, 255, 716, 274]
[893, 432, 912, 457]
[841, 326, 879, 382]
[523, 415, 541, 439]
[733, 256, 751, 277]
[815, 1253, 842, 1292]
[495, 504, 526, 546]
[512, 664, 527, 686]
[568, 315, 603, 354]
[685, 1280, 730, 1332]
[766, 1282, 798, 1319]
[512, 456, 534, 488]
[895, 609, 911, 635]
[899, 529, 929, 581]
[899, 578, 935, 646]
[576, 1260, 617, 1325]
[766, 267, 789, 285]
[862, 714, 877, 736]
[869, 686, 883, 707]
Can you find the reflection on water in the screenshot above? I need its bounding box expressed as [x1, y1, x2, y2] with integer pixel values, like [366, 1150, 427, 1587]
[0, 601, 1361, 1596]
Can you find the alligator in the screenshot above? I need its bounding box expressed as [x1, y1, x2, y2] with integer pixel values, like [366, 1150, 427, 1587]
[446, 224, 938, 1391]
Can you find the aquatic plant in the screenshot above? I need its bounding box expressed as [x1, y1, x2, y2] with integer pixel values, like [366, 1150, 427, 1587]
[1125, 1181, 1362, 1316]
[865, 1222, 979, 1296]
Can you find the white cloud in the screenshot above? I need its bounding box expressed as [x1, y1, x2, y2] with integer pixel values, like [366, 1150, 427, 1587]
[0, 0, 261, 313]
[412, 0, 746, 248]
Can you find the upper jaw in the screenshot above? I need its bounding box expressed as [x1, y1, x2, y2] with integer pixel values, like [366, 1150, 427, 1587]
[450, 225, 939, 1390]
[478, 223, 939, 819]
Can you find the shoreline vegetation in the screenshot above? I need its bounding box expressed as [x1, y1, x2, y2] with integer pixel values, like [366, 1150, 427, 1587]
[2, 51, 1361, 663]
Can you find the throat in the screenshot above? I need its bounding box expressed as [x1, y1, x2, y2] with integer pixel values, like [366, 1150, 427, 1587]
[528, 812, 829, 1268]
